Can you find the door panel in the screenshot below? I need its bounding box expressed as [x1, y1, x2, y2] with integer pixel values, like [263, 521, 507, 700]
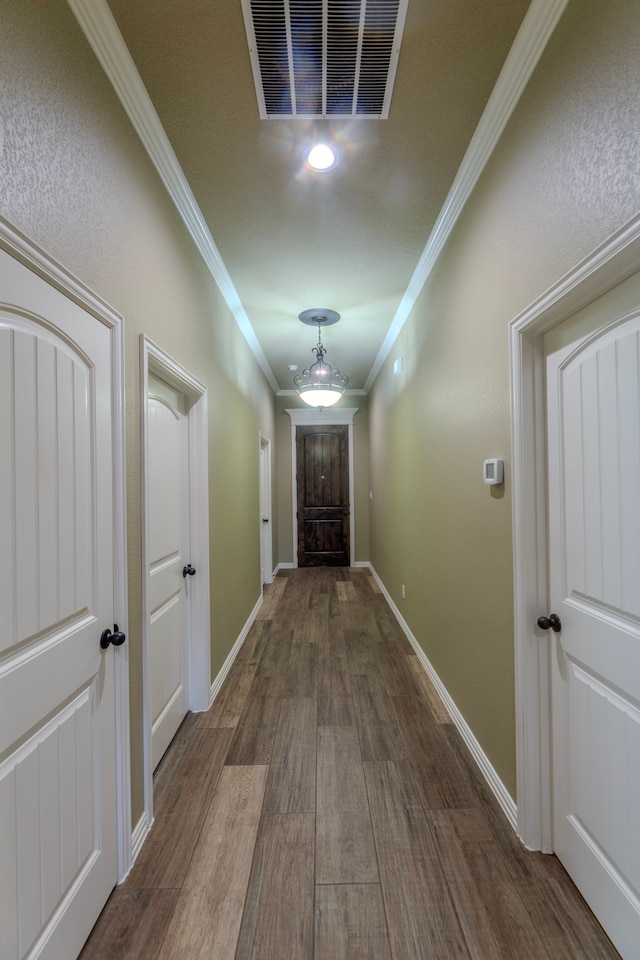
[296, 425, 349, 566]
[545, 271, 640, 959]
[0, 333, 93, 656]
[148, 378, 189, 770]
[0, 250, 117, 960]
[260, 439, 273, 586]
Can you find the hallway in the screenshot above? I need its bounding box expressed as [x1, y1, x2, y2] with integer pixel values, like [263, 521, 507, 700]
[80, 568, 619, 959]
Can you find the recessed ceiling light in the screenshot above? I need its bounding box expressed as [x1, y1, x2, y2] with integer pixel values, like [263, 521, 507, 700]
[307, 143, 337, 172]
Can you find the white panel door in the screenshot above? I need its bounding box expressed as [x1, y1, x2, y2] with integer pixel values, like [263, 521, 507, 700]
[148, 376, 189, 770]
[545, 271, 640, 960]
[0, 250, 118, 959]
[259, 438, 273, 586]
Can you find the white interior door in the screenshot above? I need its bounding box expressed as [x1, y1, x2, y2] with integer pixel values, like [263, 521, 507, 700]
[0, 249, 118, 959]
[545, 271, 640, 960]
[148, 375, 189, 770]
[259, 436, 273, 586]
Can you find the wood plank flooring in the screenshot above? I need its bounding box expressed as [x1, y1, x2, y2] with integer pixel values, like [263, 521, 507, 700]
[81, 568, 620, 960]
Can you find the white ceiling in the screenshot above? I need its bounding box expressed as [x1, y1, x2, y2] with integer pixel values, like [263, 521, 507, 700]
[72, 0, 559, 395]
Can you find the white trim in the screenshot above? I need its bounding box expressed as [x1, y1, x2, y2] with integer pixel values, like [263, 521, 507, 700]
[364, 562, 517, 830]
[274, 562, 295, 574]
[209, 593, 264, 707]
[0, 218, 123, 329]
[67, 0, 279, 394]
[285, 408, 359, 566]
[364, 0, 569, 392]
[130, 811, 152, 869]
[140, 337, 211, 829]
[0, 217, 133, 882]
[509, 215, 640, 851]
[111, 293, 132, 882]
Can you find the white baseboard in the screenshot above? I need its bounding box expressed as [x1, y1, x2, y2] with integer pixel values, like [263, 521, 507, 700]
[364, 562, 518, 832]
[129, 810, 152, 872]
[209, 592, 263, 708]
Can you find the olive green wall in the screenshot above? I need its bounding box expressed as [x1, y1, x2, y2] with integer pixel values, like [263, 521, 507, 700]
[275, 395, 370, 566]
[0, 0, 276, 825]
[368, 0, 640, 800]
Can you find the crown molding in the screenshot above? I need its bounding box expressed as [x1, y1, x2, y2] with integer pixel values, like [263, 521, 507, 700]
[67, 0, 280, 394]
[364, 0, 570, 392]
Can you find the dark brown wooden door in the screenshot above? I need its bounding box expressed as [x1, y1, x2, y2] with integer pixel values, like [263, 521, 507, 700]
[296, 424, 350, 566]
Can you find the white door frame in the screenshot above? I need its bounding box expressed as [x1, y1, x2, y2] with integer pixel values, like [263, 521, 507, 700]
[285, 407, 359, 567]
[509, 215, 640, 852]
[0, 218, 132, 881]
[140, 337, 210, 828]
[259, 432, 274, 586]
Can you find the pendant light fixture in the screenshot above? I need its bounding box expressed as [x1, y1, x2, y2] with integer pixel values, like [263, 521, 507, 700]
[294, 309, 348, 408]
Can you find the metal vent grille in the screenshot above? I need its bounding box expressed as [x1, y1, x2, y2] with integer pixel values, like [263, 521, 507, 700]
[242, 0, 408, 119]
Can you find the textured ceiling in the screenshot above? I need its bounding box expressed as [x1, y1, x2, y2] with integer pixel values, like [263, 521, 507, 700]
[105, 0, 531, 393]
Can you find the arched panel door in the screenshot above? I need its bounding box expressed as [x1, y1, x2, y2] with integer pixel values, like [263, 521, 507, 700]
[147, 375, 189, 771]
[545, 271, 640, 959]
[0, 248, 118, 960]
[296, 424, 349, 567]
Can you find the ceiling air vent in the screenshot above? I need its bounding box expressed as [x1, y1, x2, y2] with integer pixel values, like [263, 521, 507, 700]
[241, 0, 408, 119]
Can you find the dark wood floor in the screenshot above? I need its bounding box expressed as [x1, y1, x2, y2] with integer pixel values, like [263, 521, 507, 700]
[81, 567, 620, 960]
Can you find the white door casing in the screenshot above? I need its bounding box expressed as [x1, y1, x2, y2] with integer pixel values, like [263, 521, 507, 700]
[545, 275, 640, 960]
[147, 375, 190, 771]
[140, 337, 210, 831]
[0, 225, 129, 959]
[510, 216, 640, 855]
[285, 407, 359, 567]
[510, 217, 640, 960]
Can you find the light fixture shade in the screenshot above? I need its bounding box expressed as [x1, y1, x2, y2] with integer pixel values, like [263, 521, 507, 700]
[294, 354, 348, 406]
[298, 387, 343, 407]
[294, 310, 348, 408]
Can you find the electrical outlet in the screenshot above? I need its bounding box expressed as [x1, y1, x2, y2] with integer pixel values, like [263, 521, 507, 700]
[402, 584, 406, 599]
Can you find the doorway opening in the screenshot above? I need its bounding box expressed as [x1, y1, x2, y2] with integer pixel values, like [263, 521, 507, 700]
[140, 337, 210, 831]
[260, 433, 273, 586]
[0, 223, 130, 955]
[285, 407, 359, 567]
[296, 424, 350, 566]
[510, 217, 640, 959]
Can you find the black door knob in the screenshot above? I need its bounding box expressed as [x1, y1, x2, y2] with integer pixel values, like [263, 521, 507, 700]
[537, 614, 562, 632]
[100, 623, 127, 649]
[183, 564, 196, 578]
